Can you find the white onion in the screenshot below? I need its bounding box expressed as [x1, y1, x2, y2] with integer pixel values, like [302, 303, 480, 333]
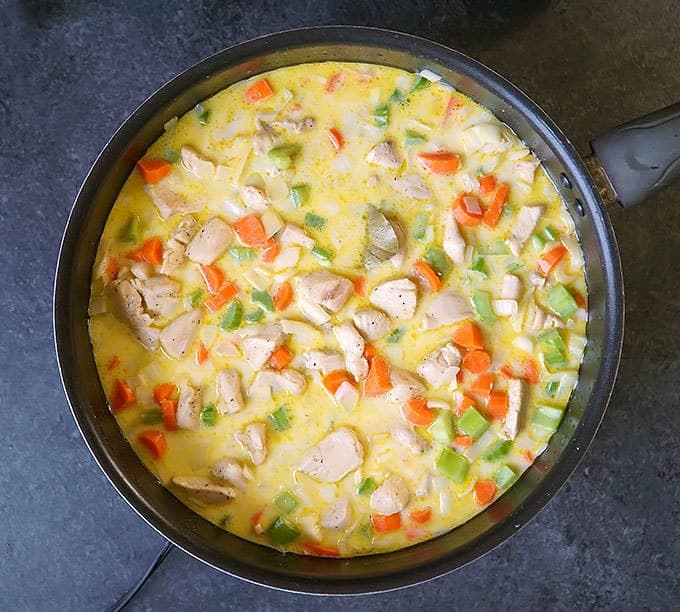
[512, 334, 534, 353]
[493, 299, 518, 317]
[418, 69, 442, 82]
[261, 209, 284, 238]
[244, 268, 271, 291]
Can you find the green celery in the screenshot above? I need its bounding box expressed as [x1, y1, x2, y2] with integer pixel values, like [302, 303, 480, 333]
[229, 246, 256, 262]
[403, 130, 425, 147]
[290, 183, 310, 207]
[532, 404, 564, 432]
[472, 291, 496, 325]
[423, 246, 452, 278]
[118, 214, 140, 243]
[304, 212, 326, 229]
[311, 246, 334, 261]
[546, 284, 578, 320]
[386, 327, 405, 343]
[140, 410, 163, 424]
[389, 88, 406, 103]
[541, 226, 558, 241]
[373, 104, 389, 128]
[506, 260, 524, 273]
[482, 439, 512, 462]
[274, 491, 299, 514]
[410, 74, 430, 92]
[532, 233, 548, 251]
[245, 309, 264, 324]
[201, 405, 217, 427]
[544, 350, 569, 370]
[493, 465, 517, 489]
[184, 288, 204, 309]
[456, 407, 489, 439]
[266, 517, 300, 545]
[358, 477, 377, 496]
[162, 148, 181, 164]
[251, 289, 274, 312]
[428, 410, 455, 444]
[470, 256, 489, 279]
[537, 329, 567, 353]
[268, 405, 290, 431]
[195, 104, 211, 125]
[413, 212, 429, 242]
[219, 300, 243, 330]
[268, 144, 300, 169]
[545, 380, 559, 398]
[436, 448, 470, 483]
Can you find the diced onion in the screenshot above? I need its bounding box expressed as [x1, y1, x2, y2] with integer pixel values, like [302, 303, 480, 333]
[244, 268, 271, 291]
[493, 299, 518, 317]
[319, 484, 336, 502]
[418, 69, 442, 82]
[261, 209, 284, 238]
[427, 400, 450, 411]
[89, 295, 107, 316]
[512, 334, 534, 353]
[464, 429, 495, 462]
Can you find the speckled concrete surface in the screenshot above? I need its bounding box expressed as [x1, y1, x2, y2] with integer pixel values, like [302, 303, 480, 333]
[1, 0, 678, 609]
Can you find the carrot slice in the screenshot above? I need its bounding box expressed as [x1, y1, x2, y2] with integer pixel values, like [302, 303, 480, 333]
[196, 343, 209, 365]
[371, 513, 402, 533]
[105, 258, 120, 281]
[142, 238, 163, 265]
[408, 508, 432, 524]
[325, 71, 344, 93]
[487, 391, 509, 419]
[474, 480, 497, 505]
[537, 245, 568, 276]
[471, 373, 495, 396]
[573, 290, 587, 309]
[204, 281, 239, 313]
[153, 383, 176, 405]
[138, 429, 166, 459]
[261, 238, 280, 263]
[498, 364, 515, 379]
[453, 321, 484, 349]
[364, 357, 392, 397]
[160, 399, 178, 431]
[482, 184, 509, 228]
[523, 358, 540, 385]
[462, 349, 491, 374]
[137, 159, 171, 184]
[322, 370, 356, 394]
[200, 264, 224, 294]
[111, 379, 135, 414]
[326, 127, 344, 152]
[270, 346, 293, 370]
[245, 78, 274, 103]
[452, 194, 483, 226]
[233, 215, 268, 247]
[454, 435, 475, 448]
[417, 151, 461, 174]
[412, 260, 442, 292]
[302, 543, 341, 557]
[478, 174, 497, 195]
[401, 396, 436, 426]
[363, 343, 378, 360]
[353, 275, 366, 296]
[273, 282, 293, 311]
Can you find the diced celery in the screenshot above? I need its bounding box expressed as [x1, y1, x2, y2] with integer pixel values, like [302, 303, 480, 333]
[456, 407, 489, 439]
[386, 327, 405, 343]
[486, 241, 510, 256]
[229, 246, 256, 263]
[545, 380, 559, 398]
[544, 349, 569, 370]
[410, 74, 430, 91]
[537, 328, 567, 353]
[311, 246, 334, 261]
[140, 410, 163, 424]
[219, 300, 243, 330]
[404, 130, 425, 147]
[373, 104, 389, 128]
[358, 477, 377, 496]
[546, 284, 578, 320]
[506, 260, 524, 273]
[118, 214, 140, 243]
[424, 246, 452, 278]
[532, 233, 548, 250]
[201, 405, 217, 427]
[274, 491, 299, 514]
[290, 183, 310, 207]
[542, 226, 558, 241]
[266, 517, 300, 545]
[194, 103, 211, 125]
[304, 212, 326, 229]
[470, 256, 489, 279]
[472, 291, 496, 325]
[245, 309, 264, 324]
[268, 405, 290, 431]
[532, 404, 564, 431]
[413, 212, 429, 242]
[493, 465, 517, 489]
[184, 288, 204, 309]
[428, 411, 455, 444]
[482, 439, 512, 462]
[268, 144, 300, 169]
[389, 88, 406, 103]
[162, 148, 181, 164]
[436, 448, 470, 483]
[251, 289, 274, 312]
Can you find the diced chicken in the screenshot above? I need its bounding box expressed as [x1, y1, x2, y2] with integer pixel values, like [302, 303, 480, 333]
[172, 215, 199, 244]
[293, 350, 345, 375]
[297, 428, 364, 482]
[298, 298, 331, 325]
[417, 343, 461, 389]
[185, 216, 233, 265]
[234, 422, 267, 465]
[333, 322, 368, 381]
[144, 181, 202, 220]
[523, 300, 565, 333]
[106, 279, 159, 350]
[159, 308, 201, 359]
[214, 339, 240, 357]
[249, 369, 307, 399]
[240, 185, 270, 211]
[370, 475, 409, 515]
[180, 145, 216, 179]
[240, 324, 286, 369]
[502, 274, 523, 300]
[252, 121, 278, 156]
[392, 174, 431, 199]
[366, 140, 402, 168]
[279, 319, 322, 343]
[278, 223, 314, 250]
[369, 278, 418, 320]
[353, 308, 391, 341]
[172, 476, 236, 504]
[271, 246, 300, 271]
[321, 498, 351, 529]
[415, 472, 432, 497]
[296, 270, 353, 313]
[335, 381, 359, 411]
[130, 262, 153, 280]
[133, 276, 180, 317]
[514, 159, 539, 184]
[422, 291, 472, 330]
[210, 459, 251, 490]
[507, 205, 545, 256]
[176, 381, 202, 430]
[215, 370, 245, 414]
[384, 368, 426, 404]
[272, 116, 315, 133]
[443, 210, 466, 265]
[392, 423, 428, 454]
[501, 378, 524, 440]
[160, 216, 198, 275]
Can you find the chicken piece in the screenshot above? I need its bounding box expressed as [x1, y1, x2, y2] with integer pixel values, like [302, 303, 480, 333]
[296, 270, 353, 313]
[392, 423, 428, 454]
[159, 308, 201, 359]
[216, 369, 245, 414]
[106, 279, 159, 350]
[130, 262, 153, 280]
[333, 322, 368, 381]
[298, 298, 331, 325]
[240, 324, 286, 369]
[422, 291, 471, 330]
[160, 216, 198, 275]
[501, 378, 524, 440]
[443, 209, 466, 265]
[391, 174, 431, 199]
[240, 185, 270, 211]
[385, 368, 426, 404]
[353, 308, 391, 341]
[369, 278, 418, 320]
[334, 381, 359, 411]
[321, 498, 351, 529]
[514, 159, 539, 184]
[144, 181, 202, 220]
[279, 319, 322, 343]
[210, 459, 251, 490]
[272, 116, 315, 133]
[176, 381, 202, 430]
[417, 343, 461, 389]
[370, 475, 409, 515]
[297, 428, 363, 482]
[249, 369, 307, 399]
[133, 276, 180, 317]
[501, 274, 523, 300]
[172, 476, 236, 504]
[234, 423, 267, 465]
[292, 350, 345, 375]
[252, 121, 278, 156]
[507, 205, 545, 256]
[278, 223, 314, 250]
[180, 145, 216, 179]
[213, 339, 240, 357]
[366, 140, 402, 168]
[172, 215, 199, 244]
[185, 216, 233, 265]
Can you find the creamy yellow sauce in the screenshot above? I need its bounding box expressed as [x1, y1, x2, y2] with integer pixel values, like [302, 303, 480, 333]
[89, 62, 588, 557]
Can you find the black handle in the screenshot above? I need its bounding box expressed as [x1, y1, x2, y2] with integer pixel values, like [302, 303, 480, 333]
[590, 102, 680, 208]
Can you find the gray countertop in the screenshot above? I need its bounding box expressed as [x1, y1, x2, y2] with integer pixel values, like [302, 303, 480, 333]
[1, 0, 678, 609]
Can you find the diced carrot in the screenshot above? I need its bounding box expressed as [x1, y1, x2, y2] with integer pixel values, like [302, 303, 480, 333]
[487, 391, 509, 419]
[474, 480, 497, 505]
[325, 71, 344, 93]
[160, 398, 178, 431]
[478, 174, 497, 195]
[142, 238, 163, 265]
[138, 429, 166, 459]
[250, 510, 264, 526]
[326, 127, 344, 152]
[364, 357, 392, 397]
[106, 356, 121, 371]
[245, 78, 274, 103]
[462, 349, 491, 374]
[498, 364, 515, 379]
[303, 543, 341, 557]
[273, 282, 293, 311]
[417, 151, 461, 175]
[105, 258, 120, 281]
[153, 383, 176, 405]
[196, 343, 209, 365]
[444, 94, 461, 122]
[457, 394, 476, 415]
[363, 343, 378, 360]
[137, 159, 171, 184]
[371, 513, 402, 533]
[353, 275, 366, 296]
[111, 379, 135, 414]
[322, 370, 356, 395]
[454, 435, 475, 448]
[537, 245, 568, 276]
[521, 450, 534, 463]
[452, 194, 483, 226]
[457, 369, 464, 384]
[482, 184, 509, 228]
[408, 508, 432, 524]
[200, 264, 224, 294]
[471, 373, 495, 396]
[261, 238, 280, 263]
[453, 321, 484, 350]
[204, 281, 239, 313]
[233, 215, 268, 247]
[270, 346, 293, 370]
[523, 358, 540, 385]
[573, 290, 587, 309]
[125, 248, 145, 262]
[401, 396, 436, 426]
[412, 260, 442, 292]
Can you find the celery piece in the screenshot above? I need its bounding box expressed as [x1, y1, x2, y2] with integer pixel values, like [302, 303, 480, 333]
[532, 404, 564, 432]
[470, 256, 489, 279]
[118, 214, 140, 243]
[428, 410, 455, 444]
[201, 405, 217, 427]
[386, 327, 405, 343]
[195, 104, 211, 125]
[456, 407, 489, 439]
[537, 328, 567, 353]
[545, 350, 569, 370]
[373, 104, 389, 128]
[274, 491, 299, 515]
[290, 183, 310, 208]
[546, 284, 578, 320]
[424, 246, 452, 278]
[229, 246, 256, 263]
[268, 405, 290, 431]
[482, 439, 512, 462]
[358, 477, 377, 496]
[311, 246, 334, 261]
[245, 309, 264, 324]
[472, 290, 496, 325]
[266, 517, 300, 545]
[493, 465, 517, 489]
[140, 410, 163, 424]
[404, 130, 425, 147]
[413, 212, 429, 242]
[184, 288, 204, 309]
[436, 448, 470, 483]
[304, 212, 326, 229]
[251, 289, 274, 312]
[506, 260, 524, 273]
[389, 88, 406, 103]
[162, 148, 181, 164]
[545, 380, 559, 398]
[410, 74, 430, 92]
[268, 144, 300, 169]
[219, 300, 243, 330]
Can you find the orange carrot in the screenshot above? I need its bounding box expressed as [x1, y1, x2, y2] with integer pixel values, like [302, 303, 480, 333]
[325, 71, 344, 93]
[353, 275, 366, 296]
[573, 290, 587, 309]
[478, 174, 497, 195]
[245, 78, 274, 103]
[471, 373, 495, 396]
[322, 370, 356, 394]
[523, 358, 540, 385]
[160, 399, 178, 431]
[457, 394, 476, 415]
[537, 245, 568, 276]
[302, 543, 341, 557]
[137, 430, 166, 459]
[521, 449, 534, 463]
[125, 248, 145, 262]
[454, 435, 475, 448]
[363, 343, 378, 360]
[417, 151, 461, 174]
[498, 364, 515, 379]
[408, 508, 432, 524]
[453, 321, 484, 349]
[261, 238, 280, 263]
[153, 383, 176, 405]
[444, 95, 461, 122]
[111, 379, 135, 414]
[250, 510, 264, 526]
[474, 480, 497, 505]
[204, 281, 239, 313]
[326, 127, 344, 152]
[453, 194, 483, 226]
[401, 396, 436, 426]
[142, 238, 163, 265]
[270, 346, 293, 370]
[200, 264, 224, 294]
[481, 184, 509, 228]
[233, 215, 268, 247]
[364, 357, 392, 397]
[137, 159, 171, 184]
[487, 391, 509, 419]
[462, 350, 491, 374]
[412, 260, 442, 292]
[273, 282, 293, 311]
[371, 513, 402, 533]
[106, 356, 121, 371]
[105, 258, 120, 281]
[196, 343, 209, 365]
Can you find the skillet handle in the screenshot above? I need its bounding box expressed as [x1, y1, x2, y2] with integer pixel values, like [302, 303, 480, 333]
[589, 102, 680, 208]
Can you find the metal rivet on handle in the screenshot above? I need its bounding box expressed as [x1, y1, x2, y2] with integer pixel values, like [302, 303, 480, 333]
[574, 198, 585, 217]
[560, 173, 572, 189]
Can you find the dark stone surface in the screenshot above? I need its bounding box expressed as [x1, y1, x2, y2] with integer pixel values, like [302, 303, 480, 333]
[1, 0, 678, 609]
